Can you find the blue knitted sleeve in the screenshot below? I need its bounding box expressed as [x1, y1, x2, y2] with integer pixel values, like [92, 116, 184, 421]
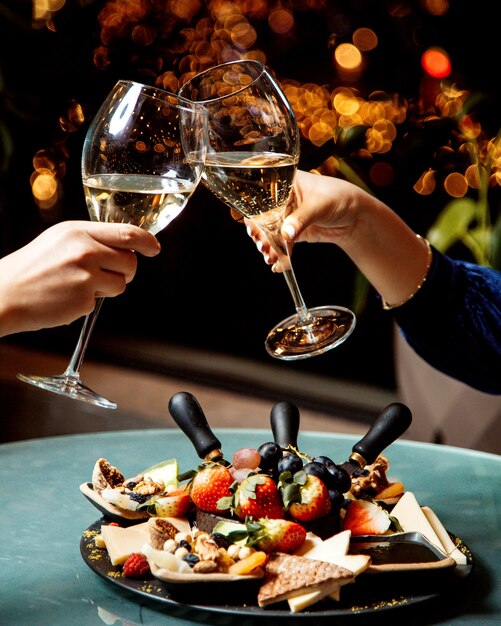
[391, 248, 501, 394]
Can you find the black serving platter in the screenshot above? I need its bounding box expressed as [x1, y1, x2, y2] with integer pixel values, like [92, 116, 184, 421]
[80, 518, 473, 619]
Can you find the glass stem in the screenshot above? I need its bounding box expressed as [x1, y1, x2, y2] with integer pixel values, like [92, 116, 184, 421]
[275, 233, 311, 324]
[282, 267, 311, 324]
[62, 297, 105, 381]
[256, 213, 312, 325]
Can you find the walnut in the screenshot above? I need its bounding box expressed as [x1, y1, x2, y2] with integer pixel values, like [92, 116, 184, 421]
[194, 534, 220, 562]
[132, 479, 164, 495]
[350, 455, 390, 498]
[193, 559, 218, 573]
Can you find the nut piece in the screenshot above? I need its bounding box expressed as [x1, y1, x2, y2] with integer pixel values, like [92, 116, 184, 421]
[350, 455, 390, 497]
[194, 534, 220, 562]
[132, 479, 164, 495]
[193, 559, 218, 574]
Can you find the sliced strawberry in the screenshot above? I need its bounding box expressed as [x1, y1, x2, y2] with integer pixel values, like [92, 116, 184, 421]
[251, 518, 307, 553]
[287, 474, 331, 522]
[190, 463, 234, 514]
[234, 474, 284, 520]
[150, 490, 193, 517]
[342, 499, 391, 535]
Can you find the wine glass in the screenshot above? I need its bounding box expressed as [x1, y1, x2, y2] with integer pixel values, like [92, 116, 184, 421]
[17, 80, 207, 408]
[179, 60, 356, 360]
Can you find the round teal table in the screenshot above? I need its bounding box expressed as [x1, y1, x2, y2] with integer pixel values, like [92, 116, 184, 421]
[1, 428, 500, 625]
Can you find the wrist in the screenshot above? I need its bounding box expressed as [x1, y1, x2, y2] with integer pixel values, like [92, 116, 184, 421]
[0, 293, 16, 338]
[380, 235, 433, 309]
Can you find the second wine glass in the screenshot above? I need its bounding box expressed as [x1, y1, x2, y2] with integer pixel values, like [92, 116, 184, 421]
[17, 81, 207, 407]
[179, 60, 355, 360]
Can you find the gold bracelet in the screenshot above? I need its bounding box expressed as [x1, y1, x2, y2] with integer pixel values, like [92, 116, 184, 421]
[381, 235, 433, 310]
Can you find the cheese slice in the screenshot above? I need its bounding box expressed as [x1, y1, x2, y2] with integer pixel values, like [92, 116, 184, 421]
[288, 580, 341, 613]
[324, 553, 371, 576]
[390, 491, 447, 556]
[100, 522, 151, 565]
[293, 532, 324, 556]
[421, 506, 468, 565]
[288, 530, 368, 611]
[298, 530, 351, 561]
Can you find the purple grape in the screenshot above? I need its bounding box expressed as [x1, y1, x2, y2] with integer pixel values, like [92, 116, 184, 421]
[258, 441, 282, 470]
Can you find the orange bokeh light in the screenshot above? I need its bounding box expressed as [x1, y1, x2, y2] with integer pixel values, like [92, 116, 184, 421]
[421, 48, 451, 78]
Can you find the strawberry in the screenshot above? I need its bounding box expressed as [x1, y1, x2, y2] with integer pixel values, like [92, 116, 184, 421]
[149, 490, 193, 517]
[190, 463, 234, 514]
[233, 474, 284, 520]
[247, 518, 307, 553]
[281, 473, 331, 522]
[342, 499, 392, 535]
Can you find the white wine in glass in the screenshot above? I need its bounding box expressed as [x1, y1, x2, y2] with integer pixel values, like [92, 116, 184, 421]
[179, 60, 355, 360]
[17, 80, 207, 407]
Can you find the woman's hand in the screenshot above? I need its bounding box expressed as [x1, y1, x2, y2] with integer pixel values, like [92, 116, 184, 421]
[244, 169, 432, 308]
[245, 170, 363, 270]
[0, 221, 160, 337]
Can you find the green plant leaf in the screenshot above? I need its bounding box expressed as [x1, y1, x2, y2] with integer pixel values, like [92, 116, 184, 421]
[464, 226, 493, 266]
[352, 270, 370, 315]
[427, 198, 477, 252]
[492, 215, 501, 271]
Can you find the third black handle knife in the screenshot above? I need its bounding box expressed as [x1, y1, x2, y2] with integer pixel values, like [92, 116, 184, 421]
[341, 402, 412, 475]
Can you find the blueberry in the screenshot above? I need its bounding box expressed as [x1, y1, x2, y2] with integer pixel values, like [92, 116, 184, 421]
[258, 442, 283, 470]
[123, 481, 139, 489]
[183, 553, 200, 567]
[127, 492, 151, 504]
[327, 464, 352, 492]
[277, 453, 303, 475]
[177, 539, 191, 551]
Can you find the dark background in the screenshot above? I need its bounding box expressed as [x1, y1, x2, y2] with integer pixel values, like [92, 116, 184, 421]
[0, 0, 499, 392]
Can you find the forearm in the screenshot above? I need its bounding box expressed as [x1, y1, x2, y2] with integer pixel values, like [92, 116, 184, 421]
[335, 195, 432, 308]
[0, 282, 19, 338]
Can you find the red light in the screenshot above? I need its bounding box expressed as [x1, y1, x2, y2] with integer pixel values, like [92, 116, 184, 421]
[421, 48, 451, 78]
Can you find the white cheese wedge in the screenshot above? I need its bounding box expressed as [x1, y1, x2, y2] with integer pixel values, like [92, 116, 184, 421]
[100, 522, 151, 565]
[390, 491, 447, 556]
[298, 530, 351, 561]
[288, 530, 369, 612]
[293, 532, 324, 556]
[142, 543, 191, 573]
[324, 553, 371, 576]
[421, 506, 468, 565]
[288, 580, 342, 613]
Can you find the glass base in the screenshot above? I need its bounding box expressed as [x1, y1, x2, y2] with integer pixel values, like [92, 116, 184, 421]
[17, 373, 117, 409]
[265, 305, 356, 360]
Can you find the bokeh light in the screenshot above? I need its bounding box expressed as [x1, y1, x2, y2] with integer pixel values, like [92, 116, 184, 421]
[421, 48, 451, 79]
[27, 0, 500, 222]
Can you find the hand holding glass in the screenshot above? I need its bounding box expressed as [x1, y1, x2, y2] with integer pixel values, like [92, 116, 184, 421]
[179, 60, 355, 360]
[18, 81, 207, 407]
